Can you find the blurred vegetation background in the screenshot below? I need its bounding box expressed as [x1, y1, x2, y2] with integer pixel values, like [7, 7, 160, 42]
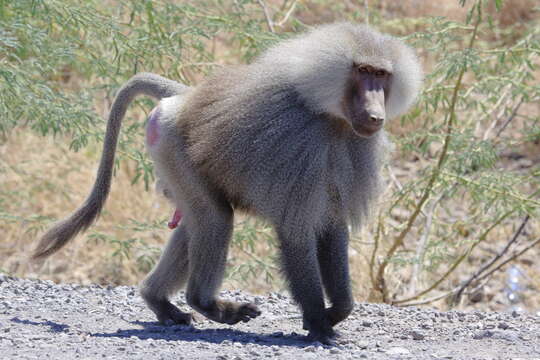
[1, 0, 539, 313]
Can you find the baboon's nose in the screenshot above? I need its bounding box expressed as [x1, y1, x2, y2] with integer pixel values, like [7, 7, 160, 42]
[369, 114, 384, 127]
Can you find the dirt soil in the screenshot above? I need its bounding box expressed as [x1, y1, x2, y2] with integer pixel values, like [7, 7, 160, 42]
[1, 275, 539, 359]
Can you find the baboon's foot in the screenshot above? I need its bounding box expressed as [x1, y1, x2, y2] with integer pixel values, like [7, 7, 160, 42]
[303, 305, 352, 331]
[303, 316, 338, 345]
[192, 300, 261, 325]
[306, 325, 337, 346]
[147, 298, 193, 326]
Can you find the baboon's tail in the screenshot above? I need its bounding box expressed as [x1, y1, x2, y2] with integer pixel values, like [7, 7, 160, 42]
[32, 73, 189, 259]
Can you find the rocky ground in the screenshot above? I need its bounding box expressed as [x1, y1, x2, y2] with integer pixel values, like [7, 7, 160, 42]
[0, 275, 539, 359]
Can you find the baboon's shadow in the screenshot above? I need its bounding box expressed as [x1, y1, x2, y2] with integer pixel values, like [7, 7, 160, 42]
[10, 317, 70, 333]
[91, 320, 314, 348]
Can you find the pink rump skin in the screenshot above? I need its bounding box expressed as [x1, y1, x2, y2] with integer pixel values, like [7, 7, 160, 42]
[168, 209, 183, 229]
[146, 106, 161, 147]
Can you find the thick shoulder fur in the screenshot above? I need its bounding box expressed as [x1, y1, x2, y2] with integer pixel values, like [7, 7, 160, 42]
[176, 22, 421, 231]
[256, 22, 422, 120]
[179, 67, 387, 231]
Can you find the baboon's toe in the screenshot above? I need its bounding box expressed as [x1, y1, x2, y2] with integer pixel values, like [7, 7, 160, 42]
[238, 303, 261, 322]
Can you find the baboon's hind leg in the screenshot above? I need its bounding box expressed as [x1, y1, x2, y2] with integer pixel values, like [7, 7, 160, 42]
[140, 222, 192, 325]
[185, 200, 261, 325]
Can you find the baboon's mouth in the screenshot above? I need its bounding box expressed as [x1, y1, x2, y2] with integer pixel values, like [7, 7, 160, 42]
[351, 120, 383, 138]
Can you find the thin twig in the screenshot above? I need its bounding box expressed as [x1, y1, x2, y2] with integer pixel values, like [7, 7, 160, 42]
[472, 237, 540, 288]
[409, 192, 444, 295]
[276, 0, 297, 27]
[364, 0, 369, 25]
[467, 275, 492, 297]
[386, 164, 403, 191]
[481, 86, 512, 140]
[452, 215, 530, 304]
[396, 288, 460, 307]
[495, 99, 523, 138]
[257, 0, 275, 33]
[369, 214, 383, 288]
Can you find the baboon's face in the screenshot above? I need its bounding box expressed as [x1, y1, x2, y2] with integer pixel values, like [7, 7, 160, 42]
[342, 64, 391, 137]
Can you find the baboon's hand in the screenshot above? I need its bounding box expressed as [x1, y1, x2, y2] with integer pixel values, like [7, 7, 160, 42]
[218, 301, 262, 325]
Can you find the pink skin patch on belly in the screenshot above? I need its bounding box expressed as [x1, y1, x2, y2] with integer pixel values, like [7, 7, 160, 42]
[168, 209, 183, 229]
[146, 106, 161, 147]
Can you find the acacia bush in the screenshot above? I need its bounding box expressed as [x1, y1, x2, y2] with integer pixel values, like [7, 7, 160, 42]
[1, 0, 538, 310]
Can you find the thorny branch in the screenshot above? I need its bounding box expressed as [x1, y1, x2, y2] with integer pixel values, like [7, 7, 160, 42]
[397, 235, 540, 307]
[452, 215, 530, 305]
[392, 209, 515, 305]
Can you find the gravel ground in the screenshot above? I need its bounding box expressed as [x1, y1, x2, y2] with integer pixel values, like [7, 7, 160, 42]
[1, 275, 539, 359]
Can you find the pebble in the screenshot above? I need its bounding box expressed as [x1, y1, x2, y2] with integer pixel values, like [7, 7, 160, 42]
[387, 347, 411, 355]
[0, 276, 538, 359]
[358, 341, 369, 349]
[473, 330, 493, 339]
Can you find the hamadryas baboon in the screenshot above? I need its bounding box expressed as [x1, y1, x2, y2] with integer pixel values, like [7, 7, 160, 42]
[34, 22, 422, 344]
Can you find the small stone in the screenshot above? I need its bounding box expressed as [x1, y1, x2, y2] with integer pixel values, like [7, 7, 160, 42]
[411, 330, 425, 340]
[498, 322, 509, 330]
[387, 347, 411, 355]
[474, 311, 486, 320]
[473, 330, 493, 340]
[358, 341, 369, 349]
[362, 320, 372, 327]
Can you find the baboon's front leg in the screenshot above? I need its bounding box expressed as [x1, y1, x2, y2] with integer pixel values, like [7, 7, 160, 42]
[278, 227, 336, 344]
[317, 221, 354, 327]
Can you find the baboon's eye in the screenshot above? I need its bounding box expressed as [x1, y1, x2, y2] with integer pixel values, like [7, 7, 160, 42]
[375, 70, 387, 77]
[357, 66, 369, 73]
